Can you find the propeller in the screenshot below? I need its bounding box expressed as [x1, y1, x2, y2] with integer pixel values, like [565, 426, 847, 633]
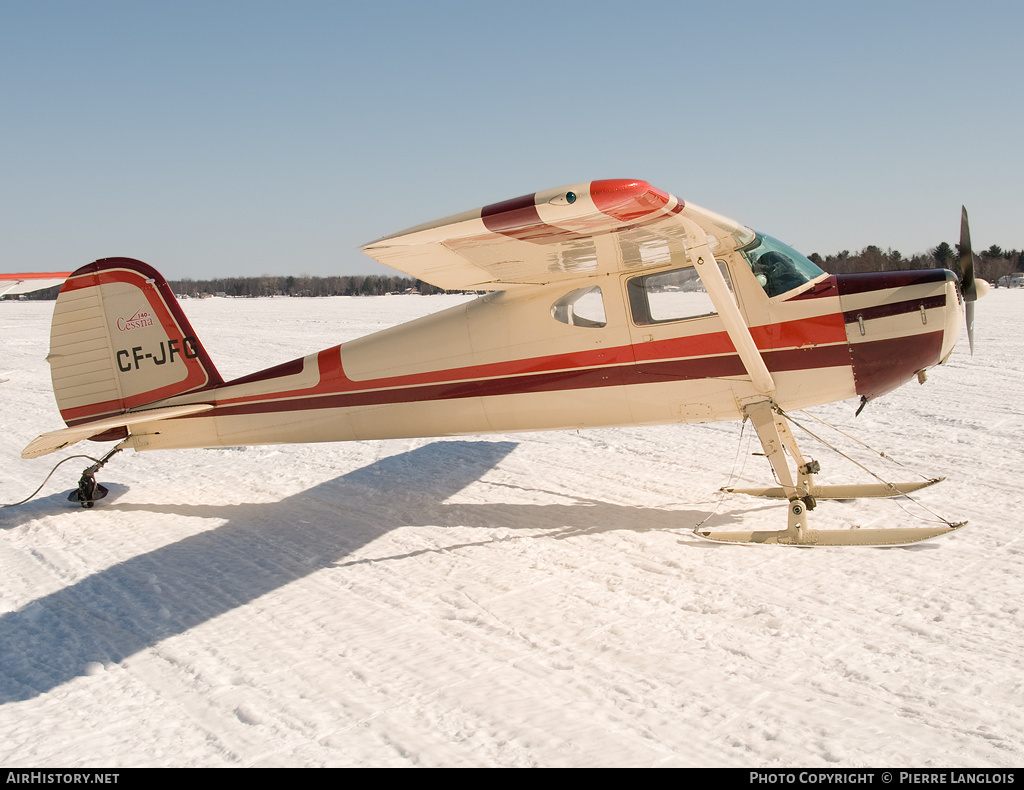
[955, 206, 990, 354]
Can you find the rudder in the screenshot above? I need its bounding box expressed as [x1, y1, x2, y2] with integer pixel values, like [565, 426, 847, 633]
[48, 258, 223, 430]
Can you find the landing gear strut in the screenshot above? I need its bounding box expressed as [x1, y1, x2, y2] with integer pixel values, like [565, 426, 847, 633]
[695, 400, 964, 546]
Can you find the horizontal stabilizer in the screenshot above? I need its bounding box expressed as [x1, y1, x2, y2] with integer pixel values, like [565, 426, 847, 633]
[22, 404, 213, 459]
[724, 478, 943, 500]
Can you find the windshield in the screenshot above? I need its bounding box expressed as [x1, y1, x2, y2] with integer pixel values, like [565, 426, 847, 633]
[741, 233, 825, 297]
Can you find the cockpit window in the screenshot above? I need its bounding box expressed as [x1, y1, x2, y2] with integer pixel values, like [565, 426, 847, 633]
[741, 233, 825, 297]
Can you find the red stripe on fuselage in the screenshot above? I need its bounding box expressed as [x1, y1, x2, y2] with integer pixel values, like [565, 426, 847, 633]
[208, 342, 856, 421]
[208, 313, 851, 418]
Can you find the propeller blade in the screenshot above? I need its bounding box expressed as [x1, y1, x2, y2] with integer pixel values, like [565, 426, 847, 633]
[957, 206, 990, 354]
[959, 206, 978, 302]
[966, 300, 976, 355]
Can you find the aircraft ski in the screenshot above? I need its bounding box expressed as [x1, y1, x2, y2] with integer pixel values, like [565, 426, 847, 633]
[725, 479, 943, 500]
[694, 521, 965, 547]
[19, 179, 986, 545]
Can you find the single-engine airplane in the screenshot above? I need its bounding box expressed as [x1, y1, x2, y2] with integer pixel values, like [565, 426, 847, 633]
[0, 272, 72, 383]
[18, 179, 987, 545]
[0, 272, 72, 298]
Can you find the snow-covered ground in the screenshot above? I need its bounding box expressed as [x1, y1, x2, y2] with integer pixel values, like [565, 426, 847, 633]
[1, 290, 1022, 767]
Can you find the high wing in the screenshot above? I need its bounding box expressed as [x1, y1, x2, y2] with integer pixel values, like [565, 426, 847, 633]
[0, 272, 72, 297]
[362, 179, 755, 290]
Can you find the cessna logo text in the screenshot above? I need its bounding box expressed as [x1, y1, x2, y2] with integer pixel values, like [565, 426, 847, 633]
[116, 337, 199, 372]
[117, 309, 154, 332]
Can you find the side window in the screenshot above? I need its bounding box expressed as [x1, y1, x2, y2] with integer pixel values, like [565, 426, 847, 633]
[551, 286, 606, 328]
[627, 264, 732, 326]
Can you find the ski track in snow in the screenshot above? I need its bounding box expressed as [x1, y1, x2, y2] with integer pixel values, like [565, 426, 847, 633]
[1, 291, 1022, 767]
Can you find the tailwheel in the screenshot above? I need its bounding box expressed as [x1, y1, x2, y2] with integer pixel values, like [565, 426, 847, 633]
[70, 473, 108, 508]
[67, 444, 125, 508]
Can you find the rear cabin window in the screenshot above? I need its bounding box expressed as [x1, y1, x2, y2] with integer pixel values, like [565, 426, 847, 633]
[551, 286, 606, 328]
[627, 264, 732, 326]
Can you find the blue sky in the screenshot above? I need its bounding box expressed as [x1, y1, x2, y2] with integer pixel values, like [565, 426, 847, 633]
[2, 0, 1021, 279]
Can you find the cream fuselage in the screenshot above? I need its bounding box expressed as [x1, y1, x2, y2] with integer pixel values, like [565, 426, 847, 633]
[128, 261, 962, 453]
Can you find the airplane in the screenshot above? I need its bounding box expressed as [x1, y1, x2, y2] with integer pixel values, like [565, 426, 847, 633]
[0, 272, 72, 383]
[16, 179, 988, 546]
[0, 272, 72, 298]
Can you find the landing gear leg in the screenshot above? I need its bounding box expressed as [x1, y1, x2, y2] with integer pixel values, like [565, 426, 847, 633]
[695, 401, 965, 546]
[744, 399, 816, 543]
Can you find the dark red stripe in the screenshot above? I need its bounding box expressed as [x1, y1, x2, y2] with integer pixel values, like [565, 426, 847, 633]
[636, 345, 851, 380]
[223, 357, 306, 387]
[843, 294, 946, 325]
[789, 276, 839, 300]
[481, 192, 580, 243]
[211, 364, 634, 418]
[849, 331, 944, 399]
[765, 344, 852, 372]
[634, 355, 745, 380]
[836, 269, 950, 296]
[206, 343, 854, 420]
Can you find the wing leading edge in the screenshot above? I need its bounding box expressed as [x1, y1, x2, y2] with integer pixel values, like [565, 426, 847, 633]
[361, 179, 755, 291]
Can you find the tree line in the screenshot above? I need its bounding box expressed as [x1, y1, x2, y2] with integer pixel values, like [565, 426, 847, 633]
[808, 243, 1023, 285]
[165, 274, 448, 298]
[7, 273, 450, 301]
[9, 242, 1024, 301]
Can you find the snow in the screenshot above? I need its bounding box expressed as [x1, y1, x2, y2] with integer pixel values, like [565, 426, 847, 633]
[1, 290, 1023, 767]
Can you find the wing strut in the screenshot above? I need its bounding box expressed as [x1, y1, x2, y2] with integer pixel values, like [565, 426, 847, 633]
[680, 218, 775, 398]
[684, 220, 963, 546]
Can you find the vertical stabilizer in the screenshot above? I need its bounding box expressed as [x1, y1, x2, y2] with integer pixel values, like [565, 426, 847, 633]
[48, 258, 222, 429]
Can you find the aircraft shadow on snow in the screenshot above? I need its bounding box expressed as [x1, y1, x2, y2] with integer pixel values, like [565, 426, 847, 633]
[0, 440, 716, 703]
